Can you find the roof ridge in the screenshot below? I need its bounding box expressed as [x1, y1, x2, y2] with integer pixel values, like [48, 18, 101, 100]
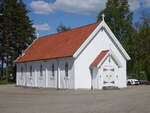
[39, 22, 100, 39]
[15, 21, 100, 63]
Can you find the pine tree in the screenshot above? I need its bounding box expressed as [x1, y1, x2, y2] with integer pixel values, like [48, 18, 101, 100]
[0, 0, 4, 80]
[135, 12, 150, 80]
[57, 24, 71, 33]
[11, 0, 35, 59]
[97, 0, 134, 41]
[125, 11, 150, 80]
[0, 0, 35, 82]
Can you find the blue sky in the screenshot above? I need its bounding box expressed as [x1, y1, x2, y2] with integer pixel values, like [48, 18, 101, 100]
[23, 0, 150, 37]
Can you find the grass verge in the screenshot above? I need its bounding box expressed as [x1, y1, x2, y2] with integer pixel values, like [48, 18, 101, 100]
[0, 80, 15, 85]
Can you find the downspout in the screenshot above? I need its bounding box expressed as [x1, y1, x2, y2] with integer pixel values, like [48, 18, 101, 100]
[90, 67, 94, 91]
[25, 63, 27, 86]
[45, 66, 48, 88]
[57, 59, 60, 89]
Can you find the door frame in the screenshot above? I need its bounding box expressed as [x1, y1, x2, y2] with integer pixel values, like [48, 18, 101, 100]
[102, 65, 116, 87]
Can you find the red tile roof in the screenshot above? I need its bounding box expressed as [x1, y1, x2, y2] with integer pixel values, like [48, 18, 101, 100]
[91, 50, 109, 67]
[15, 22, 100, 63]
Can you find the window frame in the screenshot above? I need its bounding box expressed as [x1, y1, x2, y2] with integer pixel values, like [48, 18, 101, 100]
[40, 65, 43, 79]
[52, 64, 55, 77]
[65, 63, 69, 77]
[21, 66, 23, 80]
[30, 65, 32, 79]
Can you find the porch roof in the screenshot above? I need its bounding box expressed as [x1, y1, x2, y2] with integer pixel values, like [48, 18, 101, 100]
[91, 50, 109, 67]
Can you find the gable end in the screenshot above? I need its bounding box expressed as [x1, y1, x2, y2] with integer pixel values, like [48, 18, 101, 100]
[73, 21, 131, 61]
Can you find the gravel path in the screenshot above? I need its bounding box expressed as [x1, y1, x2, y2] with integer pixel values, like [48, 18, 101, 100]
[0, 85, 150, 113]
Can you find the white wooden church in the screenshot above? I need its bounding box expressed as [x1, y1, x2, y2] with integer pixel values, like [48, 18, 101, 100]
[15, 18, 130, 89]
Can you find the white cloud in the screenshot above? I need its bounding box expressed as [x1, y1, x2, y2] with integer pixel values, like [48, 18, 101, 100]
[30, 0, 150, 15]
[144, 0, 150, 8]
[33, 23, 50, 31]
[129, 0, 141, 11]
[129, 0, 150, 11]
[30, 0, 106, 15]
[53, 0, 107, 14]
[30, 1, 53, 14]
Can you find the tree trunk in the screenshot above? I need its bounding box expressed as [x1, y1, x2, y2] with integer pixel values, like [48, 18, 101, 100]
[6, 56, 9, 83]
[144, 65, 150, 81]
[0, 59, 4, 80]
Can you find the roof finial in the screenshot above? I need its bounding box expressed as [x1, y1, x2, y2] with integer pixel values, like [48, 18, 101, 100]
[102, 13, 105, 21]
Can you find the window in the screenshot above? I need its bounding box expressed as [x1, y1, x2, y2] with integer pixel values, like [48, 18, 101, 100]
[40, 65, 43, 77]
[65, 63, 68, 77]
[21, 66, 23, 80]
[110, 68, 114, 71]
[30, 65, 32, 79]
[52, 64, 55, 77]
[108, 54, 111, 63]
[103, 68, 107, 71]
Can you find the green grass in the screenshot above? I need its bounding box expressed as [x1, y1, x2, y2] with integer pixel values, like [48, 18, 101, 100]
[0, 80, 15, 85]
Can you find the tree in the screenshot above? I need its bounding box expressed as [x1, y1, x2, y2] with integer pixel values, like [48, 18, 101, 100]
[0, 0, 35, 82]
[134, 12, 150, 80]
[97, 0, 134, 41]
[0, 0, 3, 80]
[125, 11, 150, 80]
[57, 24, 71, 33]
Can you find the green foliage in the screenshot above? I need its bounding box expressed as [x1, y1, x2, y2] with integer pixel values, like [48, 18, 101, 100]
[0, 80, 15, 84]
[97, 0, 134, 41]
[125, 11, 150, 80]
[134, 12, 150, 80]
[57, 24, 71, 33]
[0, 80, 9, 84]
[0, 0, 35, 82]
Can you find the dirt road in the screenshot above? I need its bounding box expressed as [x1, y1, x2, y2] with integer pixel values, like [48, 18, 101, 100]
[0, 85, 150, 113]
